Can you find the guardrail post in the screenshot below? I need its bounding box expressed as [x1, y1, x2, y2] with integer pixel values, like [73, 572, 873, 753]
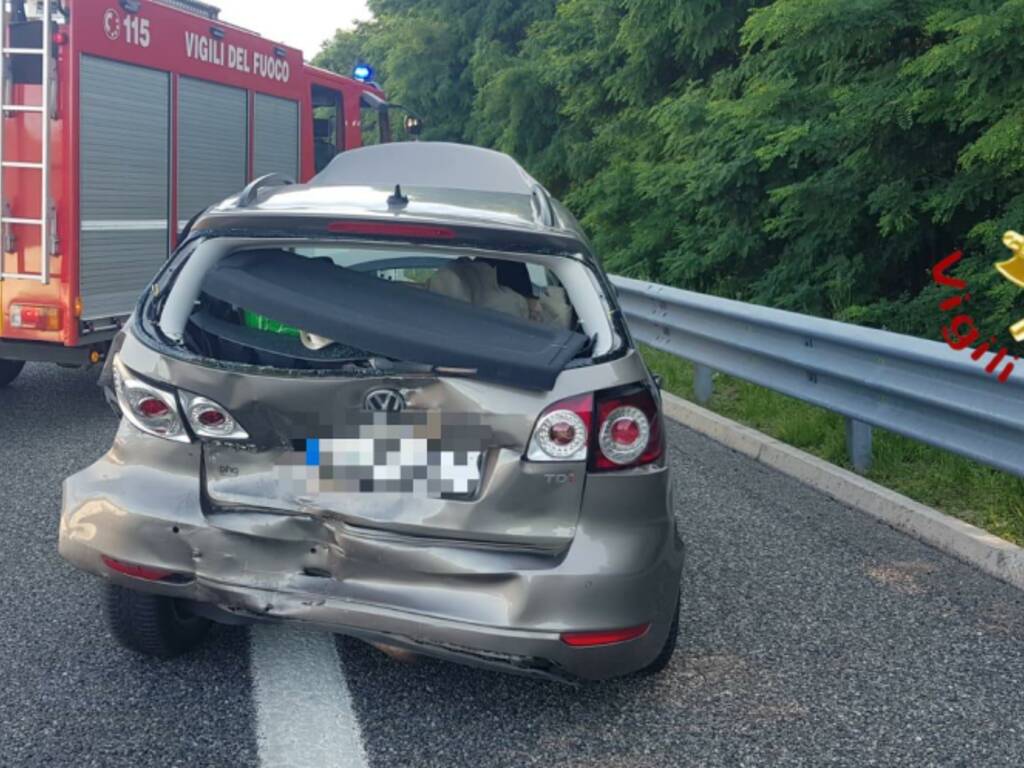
[845, 418, 873, 474]
[693, 364, 713, 405]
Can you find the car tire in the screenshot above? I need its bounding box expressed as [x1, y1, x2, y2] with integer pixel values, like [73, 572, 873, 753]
[637, 598, 680, 677]
[104, 583, 211, 659]
[0, 359, 25, 388]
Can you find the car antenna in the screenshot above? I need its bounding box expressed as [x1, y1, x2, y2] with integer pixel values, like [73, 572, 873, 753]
[387, 184, 409, 210]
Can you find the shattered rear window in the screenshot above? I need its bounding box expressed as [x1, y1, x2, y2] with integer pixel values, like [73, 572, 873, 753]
[183, 244, 593, 390]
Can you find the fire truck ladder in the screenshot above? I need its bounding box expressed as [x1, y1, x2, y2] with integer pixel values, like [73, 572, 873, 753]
[0, 0, 55, 284]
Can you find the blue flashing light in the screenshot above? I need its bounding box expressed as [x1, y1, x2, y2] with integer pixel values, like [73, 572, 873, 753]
[353, 63, 373, 82]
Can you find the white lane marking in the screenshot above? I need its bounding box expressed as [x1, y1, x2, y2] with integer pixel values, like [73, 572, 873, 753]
[250, 624, 369, 768]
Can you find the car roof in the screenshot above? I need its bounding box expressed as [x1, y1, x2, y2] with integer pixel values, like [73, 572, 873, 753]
[194, 143, 594, 259]
[311, 142, 540, 195]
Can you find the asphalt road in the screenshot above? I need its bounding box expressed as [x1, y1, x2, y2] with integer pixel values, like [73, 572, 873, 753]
[2, 362, 1022, 767]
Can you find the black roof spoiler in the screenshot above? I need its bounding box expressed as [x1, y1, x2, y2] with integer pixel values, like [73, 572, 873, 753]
[190, 213, 594, 261]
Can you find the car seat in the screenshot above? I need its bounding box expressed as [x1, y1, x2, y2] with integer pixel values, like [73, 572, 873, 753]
[426, 258, 532, 320]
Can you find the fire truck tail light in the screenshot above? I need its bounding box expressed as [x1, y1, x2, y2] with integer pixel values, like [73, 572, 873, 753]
[52, 31, 67, 46]
[10, 304, 62, 331]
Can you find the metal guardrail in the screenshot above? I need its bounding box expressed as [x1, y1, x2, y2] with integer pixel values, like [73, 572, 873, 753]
[611, 275, 1024, 478]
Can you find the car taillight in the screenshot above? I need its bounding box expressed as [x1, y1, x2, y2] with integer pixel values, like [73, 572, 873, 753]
[592, 385, 663, 471]
[525, 385, 663, 469]
[111, 357, 250, 443]
[179, 391, 250, 440]
[526, 393, 593, 462]
[138, 397, 170, 417]
[113, 356, 189, 443]
[10, 303, 62, 331]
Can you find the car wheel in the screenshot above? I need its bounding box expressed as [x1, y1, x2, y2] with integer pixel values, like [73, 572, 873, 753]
[637, 598, 680, 677]
[104, 583, 211, 659]
[0, 359, 25, 388]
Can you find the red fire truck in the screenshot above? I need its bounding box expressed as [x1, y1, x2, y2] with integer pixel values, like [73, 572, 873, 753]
[0, 0, 392, 387]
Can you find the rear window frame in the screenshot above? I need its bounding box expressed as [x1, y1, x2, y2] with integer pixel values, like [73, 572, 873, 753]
[137, 235, 631, 378]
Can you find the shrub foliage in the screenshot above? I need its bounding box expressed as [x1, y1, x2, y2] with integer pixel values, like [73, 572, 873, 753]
[316, 0, 1024, 345]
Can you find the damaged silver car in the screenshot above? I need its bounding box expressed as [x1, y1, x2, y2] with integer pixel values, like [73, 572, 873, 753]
[59, 142, 684, 682]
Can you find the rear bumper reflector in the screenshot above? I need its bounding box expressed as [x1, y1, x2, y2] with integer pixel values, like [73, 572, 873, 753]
[101, 555, 189, 583]
[560, 623, 650, 647]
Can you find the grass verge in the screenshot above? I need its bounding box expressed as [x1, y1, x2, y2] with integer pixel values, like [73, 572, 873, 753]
[642, 345, 1024, 546]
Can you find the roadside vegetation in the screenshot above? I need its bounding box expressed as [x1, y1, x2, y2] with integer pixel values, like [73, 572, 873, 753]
[319, 0, 1024, 350]
[643, 345, 1024, 546]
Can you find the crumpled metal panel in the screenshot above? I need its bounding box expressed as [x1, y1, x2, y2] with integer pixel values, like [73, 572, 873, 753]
[59, 419, 683, 680]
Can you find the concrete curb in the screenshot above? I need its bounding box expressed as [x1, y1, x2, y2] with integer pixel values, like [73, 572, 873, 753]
[661, 391, 1024, 592]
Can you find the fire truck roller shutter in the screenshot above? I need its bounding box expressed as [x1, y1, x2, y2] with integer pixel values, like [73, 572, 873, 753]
[177, 77, 248, 231]
[79, 56, 170, 322]
[253, 93, 299, 180]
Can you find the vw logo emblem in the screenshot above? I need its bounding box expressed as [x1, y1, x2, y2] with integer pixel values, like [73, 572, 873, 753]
[364, 389, 405, 413]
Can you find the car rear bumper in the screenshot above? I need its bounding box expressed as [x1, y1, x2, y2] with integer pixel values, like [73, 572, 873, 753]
[59, 428, 683, 682]
[167, 580, 664, 684]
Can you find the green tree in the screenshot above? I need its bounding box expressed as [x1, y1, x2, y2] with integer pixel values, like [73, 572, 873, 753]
[316, 0, 555, 142]
[314, 0, 1024, 350]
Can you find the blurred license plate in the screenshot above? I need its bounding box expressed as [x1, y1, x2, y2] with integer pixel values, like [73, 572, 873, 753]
[303, 436, 482, 496]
